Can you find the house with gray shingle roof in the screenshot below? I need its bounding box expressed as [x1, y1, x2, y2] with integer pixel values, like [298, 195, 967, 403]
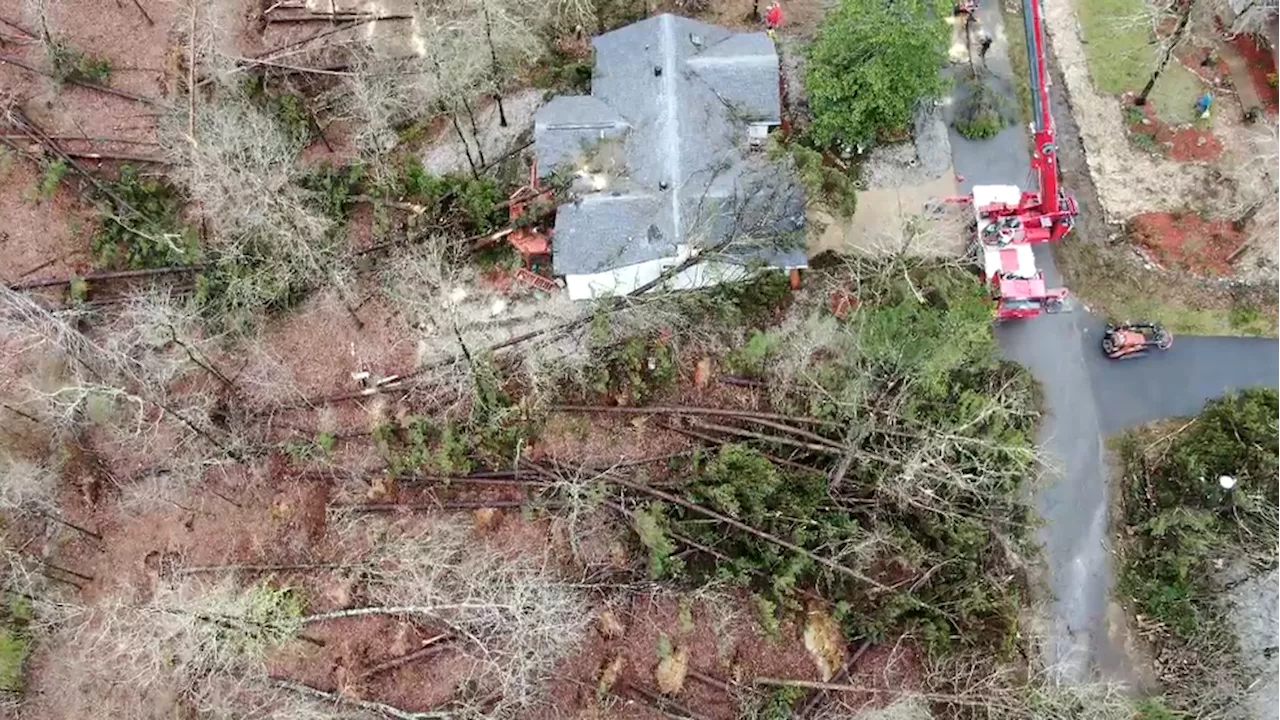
[533, 13, 807, 300]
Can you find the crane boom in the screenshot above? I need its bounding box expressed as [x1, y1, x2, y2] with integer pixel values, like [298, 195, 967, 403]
[966, 0, 1078, 321]
[1023, 0, 1060, 216]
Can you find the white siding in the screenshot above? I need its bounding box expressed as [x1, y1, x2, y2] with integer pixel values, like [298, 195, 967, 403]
[564, 258, 670, 300]
[564, 256, 801, 301]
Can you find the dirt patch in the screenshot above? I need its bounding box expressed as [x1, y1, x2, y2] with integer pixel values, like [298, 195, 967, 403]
[268, 613, 473, 713]
[1125, 99, 1224, 163]
[544, 590, 925, 720]
[532, 414, 693, 468]
[235, 289, 419, 405]
[1226, 568, 1280, 720]
[59, 468, 334, 605]
[1129, 211, 1244, 276]
[1177, 44, 1233, 86]
[0, 155, 97, 286]
[1229, 32, 1279, 116]
[695, 0, 828, 37]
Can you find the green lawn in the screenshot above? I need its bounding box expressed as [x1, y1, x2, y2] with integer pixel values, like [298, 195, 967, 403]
[999, 0, 1033, 123]
[1076, 0, 1157, 93]
[1146, 63, 1208, 125]
[1057, 241, 1278, 337]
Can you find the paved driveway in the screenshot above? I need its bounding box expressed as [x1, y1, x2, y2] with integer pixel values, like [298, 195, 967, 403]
[947, 0, 1279, 683]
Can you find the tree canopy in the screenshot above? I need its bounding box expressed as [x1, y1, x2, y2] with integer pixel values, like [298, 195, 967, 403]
[805, 0, 951, 149]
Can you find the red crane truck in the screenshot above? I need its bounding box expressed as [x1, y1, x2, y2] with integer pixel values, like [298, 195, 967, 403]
[967, 0, 1080, 321]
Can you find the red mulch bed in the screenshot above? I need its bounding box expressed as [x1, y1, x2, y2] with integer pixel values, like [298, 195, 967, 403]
[1129, 211, 1246, 276]
[1125, 99, 1224, 163]
[1230, 32, 1280, 115]
[1177, 45, 1232, 85]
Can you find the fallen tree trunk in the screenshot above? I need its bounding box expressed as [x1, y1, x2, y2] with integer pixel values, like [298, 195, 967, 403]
[358, 634, 454, 680]
[9, 264, 207, 291]
[607, 474, 888, 590]
[549, 404, 841, 428]
[0, 55, 167, 107]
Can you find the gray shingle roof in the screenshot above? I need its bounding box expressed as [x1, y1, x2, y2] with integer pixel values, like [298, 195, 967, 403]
[535, 13, 806, 277]
[533, 96, 631, 176]
[552, 194, 677, 274]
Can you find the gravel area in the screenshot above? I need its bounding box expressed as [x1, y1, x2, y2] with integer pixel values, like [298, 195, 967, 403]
[859, 104, 953, 189]
[1227, 567, 1279, 720]
[420, 89, 543, 176]
[778, 37, 812, 132]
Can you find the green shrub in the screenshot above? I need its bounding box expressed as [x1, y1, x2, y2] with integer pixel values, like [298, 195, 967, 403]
[297, 163, 364, 224]
[726, 330, 783, 377]
[228, 584, 305, 658]
[0, 596, 33, 693]
[48, 41, 111, 86]
[532, 41, 594, 95]
[1135, 697, 1181, 720]
[241, 77, 316, 151]
[92, 165, 200, 270]
[678, 271, 793, 328]
[806, 0, 950, 149]
[1228, 301, 1262, 331]
[270, 93, 316, 151]
[623, 262, 1038, 661]
[1117, 390, 1278, 710]
[373, 416, 475, 476]
[397, 159, 505, 234]
[634, 502, 684, 579]
[1131, 131, 1161, 154]
[587, 336, 677, 405]
[786, 142, 858, 217]
[955, 108, 1004, 140]
[283, 433, 336, 465]
[650, 444, 853, 600]
[36, 160, 68, 202]
[193, 257, 309, 331]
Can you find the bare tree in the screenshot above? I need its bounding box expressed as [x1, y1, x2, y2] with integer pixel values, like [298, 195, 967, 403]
[318, 515, 591, 716]
[165, 93, 343, 327]
[0, 453, 59, 515]
[1220, 0, 1279, 35]
[43, 578, 305, 718]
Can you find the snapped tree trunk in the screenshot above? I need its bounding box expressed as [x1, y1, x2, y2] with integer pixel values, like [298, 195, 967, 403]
[480, 0, 508, 128]
[1135, 0, 1196, 105]
[461, 96, 487, 167]
[449, 110, 479, 178]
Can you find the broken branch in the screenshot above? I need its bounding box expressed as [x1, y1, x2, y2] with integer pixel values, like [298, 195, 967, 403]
[174, 562, 356, 575]
[8, 264, 207, 291]
[0, 55, 166, 107]
[358, 634, 454, 680]
[271, 678, 453, 719]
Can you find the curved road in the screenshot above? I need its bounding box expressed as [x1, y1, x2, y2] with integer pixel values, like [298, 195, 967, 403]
[946, 1, 1280, 683]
